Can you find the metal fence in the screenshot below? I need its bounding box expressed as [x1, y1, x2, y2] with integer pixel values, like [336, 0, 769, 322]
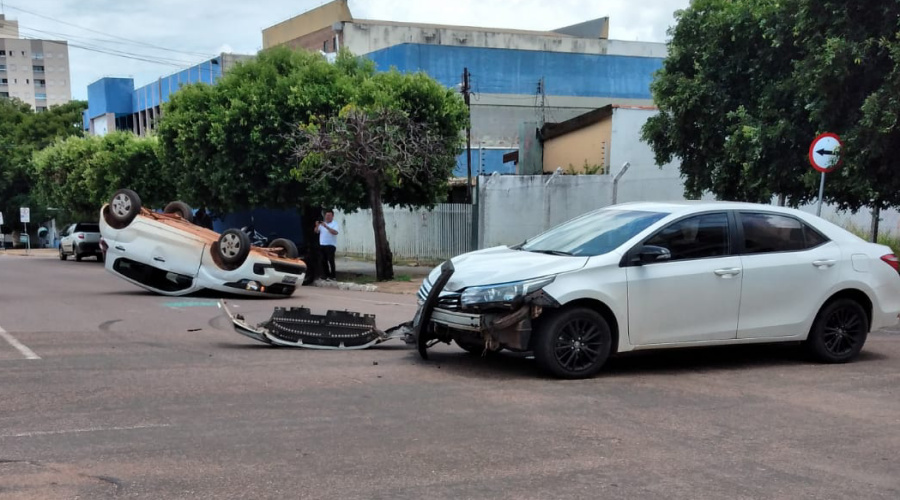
[336, 204, 474, 262]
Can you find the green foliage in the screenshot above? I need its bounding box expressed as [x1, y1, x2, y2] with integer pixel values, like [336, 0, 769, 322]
[643, 0, 900, 211]
[156, 48, 372, 212]
[32, 132, 171, 221]
[0, 99, 87, 230]
[565, 160, 607, 175]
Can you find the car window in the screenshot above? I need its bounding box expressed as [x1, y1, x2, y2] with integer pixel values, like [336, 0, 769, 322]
[520, 209, 667, 257]
[74, 223, 99, 233]
[645, 213, 729, 261]
[740, 213, 828, 254]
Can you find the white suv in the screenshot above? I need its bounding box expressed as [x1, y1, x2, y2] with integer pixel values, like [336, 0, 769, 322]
[59, 222, 103, 261]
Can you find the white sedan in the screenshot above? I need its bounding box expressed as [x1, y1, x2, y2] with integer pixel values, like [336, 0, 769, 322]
[99, 189, 306, 297]
[415, 201, 900, 378]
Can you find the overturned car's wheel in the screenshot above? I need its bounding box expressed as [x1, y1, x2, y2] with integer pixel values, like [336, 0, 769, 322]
[218, 228, 251, 267]
[163, 201, 193, 223]
[533, 307, 612, 379]
[108, 189, 142, 226]
[268, 238, 299, 259]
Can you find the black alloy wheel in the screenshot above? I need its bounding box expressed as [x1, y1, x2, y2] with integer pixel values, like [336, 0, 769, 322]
[807, 298, 868, 363]
[534, 307, 612, 379]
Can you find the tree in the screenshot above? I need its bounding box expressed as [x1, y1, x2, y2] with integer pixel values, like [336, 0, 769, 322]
[292, 101, 466, 280]
[642, 0, 900, 213]
[0, 99, 86, 233]
[158, 47, 467, 280]
[32, 132, 170, 221]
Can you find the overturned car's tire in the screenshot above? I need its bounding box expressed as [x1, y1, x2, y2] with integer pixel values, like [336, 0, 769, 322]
[268, 238, 299, 259]
[164, 201, 194, 223]
[218, 228, 251, 267]
[108, 189, 142, 226]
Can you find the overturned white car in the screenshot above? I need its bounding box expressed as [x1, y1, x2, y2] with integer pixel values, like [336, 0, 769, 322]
[99, 189, 306, 297]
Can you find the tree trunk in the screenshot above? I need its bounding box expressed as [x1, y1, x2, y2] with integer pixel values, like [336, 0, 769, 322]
[367, 179, 394, 281]
[871, 205, 881, 243]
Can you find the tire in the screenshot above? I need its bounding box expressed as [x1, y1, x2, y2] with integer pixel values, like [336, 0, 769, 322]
[164, 201, 194, 223]
[533, 307, 612, 379]
[108, 189, 142, 226]
[217, 228, 251, 267]
[268, 238, 299, 259]
[805, 298, 869, 363]
[75, 251, 82, 262]
[59, 246, 67, 261]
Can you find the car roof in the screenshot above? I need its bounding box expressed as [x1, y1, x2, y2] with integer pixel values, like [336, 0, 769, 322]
[610, 200, 808, 216]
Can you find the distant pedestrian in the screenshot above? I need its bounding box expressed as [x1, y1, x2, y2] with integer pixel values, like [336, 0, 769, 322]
[315, 210, 340, 280]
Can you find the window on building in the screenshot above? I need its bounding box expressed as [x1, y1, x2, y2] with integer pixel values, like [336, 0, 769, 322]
[1, 78, 6, 84]
[26, 78, 29, 84]
[35, 93, 47, 100]
[33, 65, 44, 72]
[323, 40, 330, 51]
[0, 64, 5, 71]
[32, 52, 43, 60]
[35, 79, 45, 88]
[36, 106, 47, 112]
[0, 92, 9, 98]
[0, 50, 5, 56]
[20, 51, 25, 56]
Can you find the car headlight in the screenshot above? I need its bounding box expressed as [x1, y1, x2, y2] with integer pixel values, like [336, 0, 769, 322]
[460, 276, 555, 307]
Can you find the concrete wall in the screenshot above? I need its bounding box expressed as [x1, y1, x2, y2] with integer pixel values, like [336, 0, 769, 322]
[543, 118, 612, 173]
[607, 107, 684, 202]
[342, 22, 667, 58]
[263, 0, 351, 49]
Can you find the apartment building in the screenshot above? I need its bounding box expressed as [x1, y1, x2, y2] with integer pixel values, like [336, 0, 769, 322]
[0, 14, 72, 110]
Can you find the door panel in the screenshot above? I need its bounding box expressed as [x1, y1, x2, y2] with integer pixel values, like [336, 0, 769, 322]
[627, 256, 742, 345]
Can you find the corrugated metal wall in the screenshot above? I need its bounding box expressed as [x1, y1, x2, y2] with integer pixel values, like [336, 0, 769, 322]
[336, 204, 474, 261]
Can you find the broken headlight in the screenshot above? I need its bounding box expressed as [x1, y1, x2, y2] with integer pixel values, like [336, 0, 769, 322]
[460, 276, 555, 308]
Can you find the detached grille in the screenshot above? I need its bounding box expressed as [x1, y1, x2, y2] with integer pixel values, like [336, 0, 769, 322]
[418, 278, 462, 311]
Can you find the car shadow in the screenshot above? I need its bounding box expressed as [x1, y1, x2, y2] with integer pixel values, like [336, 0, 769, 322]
[410, 342, 889, 380]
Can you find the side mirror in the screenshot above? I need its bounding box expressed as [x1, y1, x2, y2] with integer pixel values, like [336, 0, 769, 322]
[631, 245, 672, 265]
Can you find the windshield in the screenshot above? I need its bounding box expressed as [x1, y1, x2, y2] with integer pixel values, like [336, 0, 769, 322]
[519, 209, 667, 257]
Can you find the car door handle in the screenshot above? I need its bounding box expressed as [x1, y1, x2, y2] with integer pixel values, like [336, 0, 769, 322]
[714, 268, 741, 277]
[115, 245, 125, 251]
[812, 260, 836, 268]
[153, 256, 165, 262]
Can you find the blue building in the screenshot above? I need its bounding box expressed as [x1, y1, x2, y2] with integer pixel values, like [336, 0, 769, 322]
[83, 53, 250, 136]
[263, 0, 667, 176]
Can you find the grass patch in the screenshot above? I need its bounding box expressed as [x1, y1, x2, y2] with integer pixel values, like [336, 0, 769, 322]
[840, 221, 900, 255]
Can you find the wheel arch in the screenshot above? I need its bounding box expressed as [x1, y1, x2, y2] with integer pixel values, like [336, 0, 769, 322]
[821, 288, 873, 330]
[547, 298, 621, 355]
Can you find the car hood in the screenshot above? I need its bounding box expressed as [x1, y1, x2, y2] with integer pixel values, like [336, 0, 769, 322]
[437, 246, 589, 291]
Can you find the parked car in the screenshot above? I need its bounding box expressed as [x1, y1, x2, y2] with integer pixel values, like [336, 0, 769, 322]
[99, 189, 307, 297]
[414, 201, 900, 379]
[59, 222, 103, 261]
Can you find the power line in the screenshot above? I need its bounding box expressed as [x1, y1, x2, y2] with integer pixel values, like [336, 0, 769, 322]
[3, 2, 214, 58]
[17, 27, 199, 68]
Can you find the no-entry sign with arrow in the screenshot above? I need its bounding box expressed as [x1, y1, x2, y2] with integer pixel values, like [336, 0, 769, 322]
[809, 132, 843, 173]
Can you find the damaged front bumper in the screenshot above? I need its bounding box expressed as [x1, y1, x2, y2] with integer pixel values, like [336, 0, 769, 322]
[414, 262, 559, 357]
[218, 299, 414, 350]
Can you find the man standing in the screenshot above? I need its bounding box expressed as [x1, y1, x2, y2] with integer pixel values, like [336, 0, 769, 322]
[315, 210, 340, 280]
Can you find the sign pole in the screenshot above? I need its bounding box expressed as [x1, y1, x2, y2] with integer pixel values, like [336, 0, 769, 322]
[24, 222, 29, 255]
[816, 172, 826, 216]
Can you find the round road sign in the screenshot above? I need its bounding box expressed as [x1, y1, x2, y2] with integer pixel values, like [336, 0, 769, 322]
[809, 133, 843, 173]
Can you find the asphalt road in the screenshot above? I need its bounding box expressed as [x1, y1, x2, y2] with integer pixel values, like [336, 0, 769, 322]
[1, 252, 900, 499]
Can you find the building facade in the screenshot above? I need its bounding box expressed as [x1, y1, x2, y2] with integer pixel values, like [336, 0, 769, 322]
[83, 53, 251, 136]
[0, 14, 72, 111]
[263, 0, 666, 176]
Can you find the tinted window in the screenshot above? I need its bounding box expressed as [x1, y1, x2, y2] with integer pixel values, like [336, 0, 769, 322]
[74, 223, 99, 233]
[521, 209, 667, 257]
[645, 213, 729, 261]
[740, 213, 826, 254]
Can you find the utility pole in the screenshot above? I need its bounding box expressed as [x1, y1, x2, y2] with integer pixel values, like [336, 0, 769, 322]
[537, 77, 546, 126]
[461, 67, 473, 203]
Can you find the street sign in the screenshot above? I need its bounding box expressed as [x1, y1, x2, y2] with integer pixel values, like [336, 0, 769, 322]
[20, 207, 30, 223]
[809, 133, 843, 173]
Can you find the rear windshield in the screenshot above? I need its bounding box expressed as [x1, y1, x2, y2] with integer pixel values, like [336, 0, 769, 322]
[74, 223, 100, 233]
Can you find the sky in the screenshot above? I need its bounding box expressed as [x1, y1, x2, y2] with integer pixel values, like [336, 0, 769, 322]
[0, 0, 690, 101]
